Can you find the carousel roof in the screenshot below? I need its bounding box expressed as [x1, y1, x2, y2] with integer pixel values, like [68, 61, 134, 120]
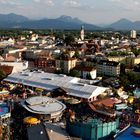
[21, 96, 66, 115]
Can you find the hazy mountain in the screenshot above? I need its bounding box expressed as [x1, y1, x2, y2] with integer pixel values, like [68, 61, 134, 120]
[107, 18, 140, 30]
[0, 13, 29, 23]
[57, 15, 84, 24]
[0, 13, 101, 30]
[1, 13, 140, 30]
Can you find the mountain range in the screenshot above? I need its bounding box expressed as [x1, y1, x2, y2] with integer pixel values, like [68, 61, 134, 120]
[106, 18, 140, 30]
[0, 13, 140, 30]
[0, 13, 100, 30]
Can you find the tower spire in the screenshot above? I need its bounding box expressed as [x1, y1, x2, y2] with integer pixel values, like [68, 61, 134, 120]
[80, 25, 84, 41]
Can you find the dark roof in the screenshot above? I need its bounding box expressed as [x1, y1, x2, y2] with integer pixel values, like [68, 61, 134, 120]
[74, 66, 96, 72]
[27, 124, 49, 140]
[56, 58, 77, 61]
[98, 60, 119, 66]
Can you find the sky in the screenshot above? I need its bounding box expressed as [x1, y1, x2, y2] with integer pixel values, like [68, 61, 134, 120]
[0, 0, 140, 25]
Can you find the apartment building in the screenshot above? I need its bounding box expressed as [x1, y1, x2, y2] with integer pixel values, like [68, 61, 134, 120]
[56, 58, 77, 74]
[97, 60, 120, 76]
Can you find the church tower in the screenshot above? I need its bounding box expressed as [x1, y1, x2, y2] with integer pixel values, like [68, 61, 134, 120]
[80, 25, 84, 41]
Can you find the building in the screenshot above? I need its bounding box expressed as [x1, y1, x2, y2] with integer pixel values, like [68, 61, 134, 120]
[23, 50, 42, 60]
[74, 66, 97, 79]
[27, 122, 71, 140]
[115, 126, 140, 140]
[27, 124, 49, 140]
[0, 61, 28, 73]
[0, 65, 13, 75]
[67, 50, 75, 58]
[34, 58, 56, 73]
[4, 71, 108, 102]
[108, 56, 140, 68]
[56, 58, 77, 74]
[97, 60, 120, 76]
[66, 118, 119, 140]
[80, 26, 84, 41]
[21, 96, 66, 121]
[130, 30, 137, 39]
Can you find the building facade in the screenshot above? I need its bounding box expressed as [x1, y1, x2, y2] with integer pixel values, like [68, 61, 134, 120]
[97, 60, 120, 76]
[130, 30, 137, 39]
[74, 66, 97, 79]
[56, 58, 77, 74]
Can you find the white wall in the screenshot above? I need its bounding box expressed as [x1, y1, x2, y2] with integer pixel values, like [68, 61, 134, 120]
[0, 61, 28, 73]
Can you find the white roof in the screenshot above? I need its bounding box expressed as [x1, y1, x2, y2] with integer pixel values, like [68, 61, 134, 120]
[4, 71, 108, 99]
[21, 96, 66, 114]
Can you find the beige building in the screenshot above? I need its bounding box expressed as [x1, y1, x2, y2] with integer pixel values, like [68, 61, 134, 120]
[97, 60, 120, 76]
[108, 56, 140, 68]
[67, 50, 75, 58]
[130, 30, 137, 39]
[56, 58, 77, 74]
[108, 56, 126, 63]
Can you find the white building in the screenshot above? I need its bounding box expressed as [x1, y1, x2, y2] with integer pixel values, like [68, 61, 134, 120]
[0, 61, 28, 73]
[97, 60, 120, 76]
[74, 66, 97, 79]
[80, 26, 84, 41]
[130, 30, 137, 39]
[4, 71, 108, 102]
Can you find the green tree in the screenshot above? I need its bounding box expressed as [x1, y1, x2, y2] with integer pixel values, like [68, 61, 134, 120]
[0, 70, 6, 81]
[69, 70, 80, 77]
[86, 73, 92, 80]
[112, 87, 119, 97]
[64, 35, 75, 45]
[119, 74, 130, 88]
[73, 51, 80, 58]
[131, 48, 140, 57]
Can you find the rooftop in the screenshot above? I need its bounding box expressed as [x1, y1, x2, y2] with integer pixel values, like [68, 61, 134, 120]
[98, 60, 120, 66]
[27, 124, 49, 140]
[4, 71, 108, 99]
[44, 122, 71, 140]
[116, 126, 140, 140]
[21, 96, 66, 115]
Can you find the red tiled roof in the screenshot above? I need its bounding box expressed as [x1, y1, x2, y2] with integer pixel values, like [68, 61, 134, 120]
[91, 98, 117, 108]
[4, 55, 16, 62]
[0, 65, 13, 75]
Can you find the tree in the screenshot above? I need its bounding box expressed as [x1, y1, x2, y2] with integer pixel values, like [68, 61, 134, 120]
[73, 51, 80, 58]
[131, 48, 140, 57]
[0, 70, 6, 81]
[112, 88, 119, 97]
[120, 63, 126, 74]
[64, 35, 75, 45]
[86, 73, 92, 80]
[69, 70, 80, 77]
[119, 74, 130, 89]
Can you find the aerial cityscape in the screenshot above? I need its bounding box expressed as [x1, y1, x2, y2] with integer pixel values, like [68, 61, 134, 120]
[0, 0, 140, 140]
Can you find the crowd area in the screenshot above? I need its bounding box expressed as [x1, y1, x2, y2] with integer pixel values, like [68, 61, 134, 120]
[0, 81, 140, 139]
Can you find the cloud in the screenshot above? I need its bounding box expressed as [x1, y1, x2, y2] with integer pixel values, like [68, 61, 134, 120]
[33, 0, 54, 6]
[63, 0, 81, 8]
[109, 0, 140, 6]
[45, 0, 54, 6]
[33, 0, 40, 2]
[108, 0, 140, 12]
[0, 0, 21, 5]
[63, 0, 93, 10]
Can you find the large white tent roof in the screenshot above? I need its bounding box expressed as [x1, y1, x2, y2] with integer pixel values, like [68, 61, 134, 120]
[4, 71, 108, 99]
